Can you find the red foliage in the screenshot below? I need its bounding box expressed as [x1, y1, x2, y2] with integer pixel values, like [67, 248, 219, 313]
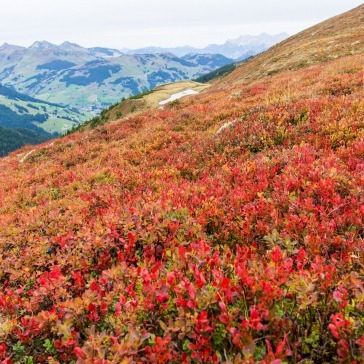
[0, 54, 363, 362]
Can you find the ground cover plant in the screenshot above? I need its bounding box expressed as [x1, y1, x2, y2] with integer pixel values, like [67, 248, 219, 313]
[0, 53, 363, 363]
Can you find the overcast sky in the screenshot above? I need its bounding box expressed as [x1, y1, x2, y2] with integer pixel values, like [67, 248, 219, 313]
[1, 0, 362, 49]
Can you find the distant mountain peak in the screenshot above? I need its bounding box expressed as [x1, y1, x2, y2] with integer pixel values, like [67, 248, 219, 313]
[88, 46, 123, 58]
[59, 41, 85, 50]
[0, 42, 25, 51]
[125, 32, 290, 59]
[29, 40, 57, 49]
[227, 33, 289, 47]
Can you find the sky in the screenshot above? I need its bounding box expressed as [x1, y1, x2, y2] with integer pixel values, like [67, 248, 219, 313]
[1, 0, 363, 49]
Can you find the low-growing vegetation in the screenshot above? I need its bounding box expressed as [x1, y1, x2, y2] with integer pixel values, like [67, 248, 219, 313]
[0, 52, 363, 363]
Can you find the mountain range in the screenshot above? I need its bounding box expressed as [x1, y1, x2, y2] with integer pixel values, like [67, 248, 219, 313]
[122, 32, 289, 59]
[0, 41, 233, 119]
[0, 33, 286, 131]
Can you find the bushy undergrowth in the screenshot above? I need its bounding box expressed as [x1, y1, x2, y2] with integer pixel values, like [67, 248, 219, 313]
[0, 55, 363, 363]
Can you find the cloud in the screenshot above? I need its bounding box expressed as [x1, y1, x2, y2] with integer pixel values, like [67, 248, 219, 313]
[0, 0, 362, 48]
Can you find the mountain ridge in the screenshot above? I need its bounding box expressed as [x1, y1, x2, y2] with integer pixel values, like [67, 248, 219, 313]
[123, 32, 289, 59]
[1, 32, 288, 59]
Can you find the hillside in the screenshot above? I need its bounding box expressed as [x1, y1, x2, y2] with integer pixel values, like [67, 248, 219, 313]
[0, 126, 52, 156]
[218, 3, 364, 84]
[0, 6, 364, 364]
[0, 43, 233, 114]
[77, 81, 210, 131]
[0, 84, 86, 134]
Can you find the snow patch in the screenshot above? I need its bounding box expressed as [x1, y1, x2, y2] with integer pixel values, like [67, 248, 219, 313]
[159, 89, 199, 106]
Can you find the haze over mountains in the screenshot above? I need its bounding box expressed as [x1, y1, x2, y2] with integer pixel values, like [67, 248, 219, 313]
[122, 32, 289, 59]
[0, 43, 232, 121]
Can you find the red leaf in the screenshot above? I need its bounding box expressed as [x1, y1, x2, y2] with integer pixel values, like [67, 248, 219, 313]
[219, 313, 228, 324]
[221, 277, 230, 289]
[115, 302, 121, 312]
[127, 232, 135, 244]
[74, 347, 86, 359]
[219, 301, 227, 312]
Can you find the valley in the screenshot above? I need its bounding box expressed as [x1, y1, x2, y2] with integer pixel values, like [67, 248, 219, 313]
[0, 42, 234, 119]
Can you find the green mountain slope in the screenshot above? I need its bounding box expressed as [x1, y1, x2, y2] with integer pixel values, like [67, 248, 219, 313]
[195, 63, 237, 83]
[0, 126, 52, 156]
[0, 84, 87, 134]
